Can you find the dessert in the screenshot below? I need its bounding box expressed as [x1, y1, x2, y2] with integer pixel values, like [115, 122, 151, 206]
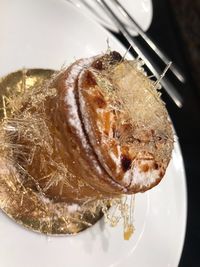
[0, 51, 173, 238]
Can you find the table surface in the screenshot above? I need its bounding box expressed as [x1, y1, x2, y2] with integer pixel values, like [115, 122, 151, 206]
[113, 0, 200, 266]
[147, 1, 200, 266]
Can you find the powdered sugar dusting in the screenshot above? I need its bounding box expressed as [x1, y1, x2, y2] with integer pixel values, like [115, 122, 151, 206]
[64, 59, 92, 149]
[67, 203, 80, 213]
[63, 58, 113, 178]
[109, 145, 121, 174]
[129, 159, 159, 188]
[122, 169, 132, 186]
[66, 86, 87, 147]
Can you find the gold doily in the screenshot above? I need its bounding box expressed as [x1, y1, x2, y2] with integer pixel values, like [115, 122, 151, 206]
[0, 68, 135, 239]
[0, 69, 106, 235]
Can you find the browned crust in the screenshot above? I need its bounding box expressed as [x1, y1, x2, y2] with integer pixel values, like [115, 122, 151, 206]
[76, 53, 174, 193]
[54, 58, 126, 195]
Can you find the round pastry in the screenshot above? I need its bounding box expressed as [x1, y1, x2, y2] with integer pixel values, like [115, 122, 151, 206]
[4, 51, 173, 202]
[0, 51, 174, 235]
[54, 51, 173, 195]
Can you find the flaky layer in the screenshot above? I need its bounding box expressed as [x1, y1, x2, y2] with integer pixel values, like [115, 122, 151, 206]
[56, 51, 173, 194]
[54, 57, 126, 195]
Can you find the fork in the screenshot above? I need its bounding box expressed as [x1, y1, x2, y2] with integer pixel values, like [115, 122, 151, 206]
[67, 0, 184, 107]
[96, 0, 184, 108]
[109, 0, 185, 84]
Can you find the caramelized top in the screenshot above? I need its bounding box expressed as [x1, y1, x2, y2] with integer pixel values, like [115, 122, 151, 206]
[77, 52, 173, 193]
[4, 52, 173, 204]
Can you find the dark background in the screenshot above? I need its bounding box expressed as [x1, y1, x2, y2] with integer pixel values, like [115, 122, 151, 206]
[113, 0, 200, 266]
[146, 1, 200, 266]
[150, 1, 200, 266]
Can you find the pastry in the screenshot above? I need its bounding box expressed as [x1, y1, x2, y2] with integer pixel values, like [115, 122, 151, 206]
[54, 51, 173, 196]
[0, 51, 174, 236]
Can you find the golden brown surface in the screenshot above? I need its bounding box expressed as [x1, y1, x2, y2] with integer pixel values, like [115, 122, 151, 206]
[0, 69, 106, 234]
[57, 51, 173, 194]
[0, 51, 174, 236]
[6, 52, 173, 201]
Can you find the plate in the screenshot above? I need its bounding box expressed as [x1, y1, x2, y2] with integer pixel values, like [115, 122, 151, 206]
[66, 0, 153, 35]
[0, 0, 187, 267]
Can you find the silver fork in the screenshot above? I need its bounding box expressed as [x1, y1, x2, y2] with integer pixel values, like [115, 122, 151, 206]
[67, 0, 184, 107]
[96, 0, 184, 108]
[109, 0, 185, 84]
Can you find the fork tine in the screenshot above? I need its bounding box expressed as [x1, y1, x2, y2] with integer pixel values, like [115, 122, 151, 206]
[112, 0, 185, 83]
[97, 0, 183, 108]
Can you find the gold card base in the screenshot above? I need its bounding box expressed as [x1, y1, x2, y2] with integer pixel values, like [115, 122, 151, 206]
[0, 69, 104, 235]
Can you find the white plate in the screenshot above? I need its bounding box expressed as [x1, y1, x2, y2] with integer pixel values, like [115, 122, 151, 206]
[0, 1, 186, 267]
[66, 0, 153, 35]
